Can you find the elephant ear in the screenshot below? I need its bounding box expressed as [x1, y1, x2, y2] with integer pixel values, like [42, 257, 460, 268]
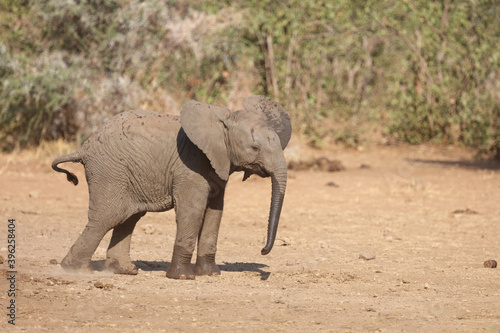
[243, 95, 292, 150]
[180, 100, 232, 181]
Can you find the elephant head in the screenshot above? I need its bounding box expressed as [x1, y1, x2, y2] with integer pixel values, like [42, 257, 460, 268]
[180, 96, 291, 255]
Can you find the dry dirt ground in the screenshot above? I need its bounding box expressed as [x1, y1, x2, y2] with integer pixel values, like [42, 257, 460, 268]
[1, 143, 499, 332]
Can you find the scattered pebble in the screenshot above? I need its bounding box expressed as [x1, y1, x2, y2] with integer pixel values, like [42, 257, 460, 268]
[286, 259, 295, 266]
[94, 281, 114, 290]
[49, 259, 58, 265]
[451, 208, 479, 218]
[0, 255, 3, 264]
[359, 252, 376, 261]
[45, 277, 73, 286]
[326, 182, 339, 188]
[276, 237, 293, 246]
[360, 164, 371, 169]
[383, 230, 401, 241]
[141, 224, 156, 235]
[484, 260, 497, 268]
[28, 190, 40, 199]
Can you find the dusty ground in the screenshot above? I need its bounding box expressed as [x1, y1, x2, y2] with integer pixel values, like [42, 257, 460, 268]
[1, 143, 499, 332]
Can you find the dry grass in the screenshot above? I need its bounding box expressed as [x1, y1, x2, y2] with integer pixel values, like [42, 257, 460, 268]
[3, 139, 78, 162]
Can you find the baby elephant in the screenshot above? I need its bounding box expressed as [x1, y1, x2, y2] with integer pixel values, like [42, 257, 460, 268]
[52, 96, 291, 279]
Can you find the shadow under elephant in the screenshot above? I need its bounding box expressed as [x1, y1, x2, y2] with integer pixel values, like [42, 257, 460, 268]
[89, 260, 271, 280]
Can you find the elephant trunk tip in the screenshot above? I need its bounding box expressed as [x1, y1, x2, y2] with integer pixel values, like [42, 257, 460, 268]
[261, 245, 273, 255]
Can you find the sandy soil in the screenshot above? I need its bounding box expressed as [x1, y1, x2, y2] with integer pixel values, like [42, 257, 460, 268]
[1, 144, 499, 332]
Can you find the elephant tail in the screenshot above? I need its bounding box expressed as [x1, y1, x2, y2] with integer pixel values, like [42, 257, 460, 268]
[51, 151, 83, 186]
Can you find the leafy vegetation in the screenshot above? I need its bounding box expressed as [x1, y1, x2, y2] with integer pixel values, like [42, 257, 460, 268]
[0, 0, 499, 156]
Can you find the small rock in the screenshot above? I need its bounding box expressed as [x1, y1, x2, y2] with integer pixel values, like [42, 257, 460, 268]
[141, 224, 156, 235]
[47, 277, 60, 285]
[360, 164, 371, 169]
[484, 260, 497, 268]
[383, 230, 393, 241]
[383, 229, 402, 241]
[451, 208, 479, 218]
[276, 237, 293, 246]
[326, 181, 339, 187]
[49, 259, 58, 265]
[286, 259, 295, 266]
[0, 255, 3, 264]
[28, 191, 40, 199]
[359, 252, 376, 261]
[94, 282, 114, 290]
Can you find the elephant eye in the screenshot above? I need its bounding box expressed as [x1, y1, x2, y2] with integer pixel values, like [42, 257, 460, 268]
[251, 145, 260, 152]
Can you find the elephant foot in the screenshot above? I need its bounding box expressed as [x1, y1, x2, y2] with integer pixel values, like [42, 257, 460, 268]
[166, 265, 195, 280]
[60, 256, 94, 274]
[166, 245, 195, 280]
[194, 255, 221, 276]
[103, 258, 138, 275]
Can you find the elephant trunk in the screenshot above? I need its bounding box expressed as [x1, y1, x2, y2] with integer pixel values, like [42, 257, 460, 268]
[261, 166, 287, 255]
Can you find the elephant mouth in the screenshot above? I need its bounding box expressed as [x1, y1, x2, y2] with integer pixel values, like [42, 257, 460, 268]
[234, 164, 270, 179]
[251, 165, 270, 178]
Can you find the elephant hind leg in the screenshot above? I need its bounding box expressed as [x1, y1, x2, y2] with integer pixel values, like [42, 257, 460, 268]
[61, 202, 135, 273]
[103, 212, 145, 275]
[61, 221, 109, 273]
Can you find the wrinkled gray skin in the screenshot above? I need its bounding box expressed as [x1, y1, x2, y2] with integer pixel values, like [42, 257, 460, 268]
[52, 96, 291, 279]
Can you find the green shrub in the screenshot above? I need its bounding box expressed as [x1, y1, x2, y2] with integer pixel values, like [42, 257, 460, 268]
[0, 0, 499, 154]
[384, 0, 500, 150]
[0, 53, 77, 150]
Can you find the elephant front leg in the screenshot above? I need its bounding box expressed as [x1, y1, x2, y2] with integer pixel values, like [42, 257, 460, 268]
[103, 212, 144, 275]
[166, 195, 207, 280]
[167, 244, 197, 280]
[194, 190, 224, 276]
